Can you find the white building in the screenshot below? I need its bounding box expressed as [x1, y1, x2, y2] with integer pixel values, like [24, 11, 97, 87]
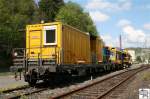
[128, 50, 136, 62]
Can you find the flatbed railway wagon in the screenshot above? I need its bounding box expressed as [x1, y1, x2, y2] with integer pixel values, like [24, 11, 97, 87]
[10, 22, 128, 86]
[11, 22, 104, 85]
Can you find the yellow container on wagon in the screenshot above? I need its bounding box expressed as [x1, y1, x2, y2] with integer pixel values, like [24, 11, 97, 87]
[110, 47, 117, 62]
[90, 36, 103, 63]
[110, 48, 122, 64]
[96, 37, 104, 63]
[26, 22, 91, 64]
[122, 49, 131, 63]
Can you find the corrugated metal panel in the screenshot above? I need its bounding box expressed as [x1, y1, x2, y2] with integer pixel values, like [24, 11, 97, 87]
[90, 37, 103, 63]
[96, 37, 103, 63]
[62, 24, 91, 64]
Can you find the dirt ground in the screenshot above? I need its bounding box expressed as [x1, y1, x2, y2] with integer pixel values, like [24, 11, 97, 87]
[0, 74, 27, 90]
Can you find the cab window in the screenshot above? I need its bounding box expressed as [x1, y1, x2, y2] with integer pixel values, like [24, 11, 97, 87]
[44, 26, 57, 45]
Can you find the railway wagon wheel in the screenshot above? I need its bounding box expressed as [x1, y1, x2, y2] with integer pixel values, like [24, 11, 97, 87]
[28, 78, 37, 86]
[26, 69, 37, 86]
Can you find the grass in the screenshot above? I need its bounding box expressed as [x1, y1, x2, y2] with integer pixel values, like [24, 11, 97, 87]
[20, 95, 28, 99]
[0, 72, 13, 76]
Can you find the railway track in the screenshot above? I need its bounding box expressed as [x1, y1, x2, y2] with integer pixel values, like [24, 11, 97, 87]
[1, 84, 47, 99]
[1, 85, 29, 94]
[51, 65, 150, 99]
[1, 65, 148, 99]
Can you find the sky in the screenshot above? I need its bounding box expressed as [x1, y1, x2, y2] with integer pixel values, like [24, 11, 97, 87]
[64, 0, 150, 48]
[35, 0, 150, 48]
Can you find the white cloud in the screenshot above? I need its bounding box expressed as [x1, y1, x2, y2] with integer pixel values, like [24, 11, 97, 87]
[86, 0, 112, 10]
[122, 25, 146, 43]
[86, 0, 132, 11]
[101, 25, 150, 48]
[117, 19, 131, 27]
[101, 34, 118, 47]
[116, 20, 150, 48]
[143, 23, 150, 30]
[89, 11, 110, 22]
[117, 19, 148, 47]
[119, 2, 132, 11]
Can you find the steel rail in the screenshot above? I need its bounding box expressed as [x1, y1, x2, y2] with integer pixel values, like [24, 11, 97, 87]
[97, 66, 148, 99]
[2, 85, 29, 93]
[2, 84, 47, 99]
[50, 65, 149, 99]
[8, 88, 47, 99]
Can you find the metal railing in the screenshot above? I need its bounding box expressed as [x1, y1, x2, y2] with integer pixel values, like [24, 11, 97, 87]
[12, 47, 60, 72]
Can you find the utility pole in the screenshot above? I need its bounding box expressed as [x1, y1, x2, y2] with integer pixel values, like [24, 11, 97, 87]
[120, 34, 122, 50]
[119, 34, 124, 67]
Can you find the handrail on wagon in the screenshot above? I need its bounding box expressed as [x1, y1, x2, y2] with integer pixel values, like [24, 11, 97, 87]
[12, 47, 59, 65]
[12, 46, 58, 57]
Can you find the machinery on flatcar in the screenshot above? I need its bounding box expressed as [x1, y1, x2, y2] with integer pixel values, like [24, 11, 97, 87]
[122, 49, 132, 68]
[10, 22, 132, 86]
[109, 47, 123, 69]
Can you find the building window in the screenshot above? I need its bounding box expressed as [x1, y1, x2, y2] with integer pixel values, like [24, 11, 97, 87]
[44, 26, 57, 45]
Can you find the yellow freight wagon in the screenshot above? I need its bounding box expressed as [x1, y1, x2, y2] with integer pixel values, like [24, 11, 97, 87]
[26, 22, 91, 65]
[116, 50, 122, 64]
[96, 37, 104, 63]
[122, 49, 132, 67]
[110, 48, 121, 64]
[90, 36, 103, 63]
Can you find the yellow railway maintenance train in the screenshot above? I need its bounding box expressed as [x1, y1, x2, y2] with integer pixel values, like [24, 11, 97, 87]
[10, 22, 132, 86]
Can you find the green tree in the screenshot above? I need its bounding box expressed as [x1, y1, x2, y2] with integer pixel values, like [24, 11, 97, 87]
[55, 1, 98, 36]
[0, 0, 38, 66]
[38, 0, 64, 22]
[148, 55, 150, 63]
[136, 56, 142, 63]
